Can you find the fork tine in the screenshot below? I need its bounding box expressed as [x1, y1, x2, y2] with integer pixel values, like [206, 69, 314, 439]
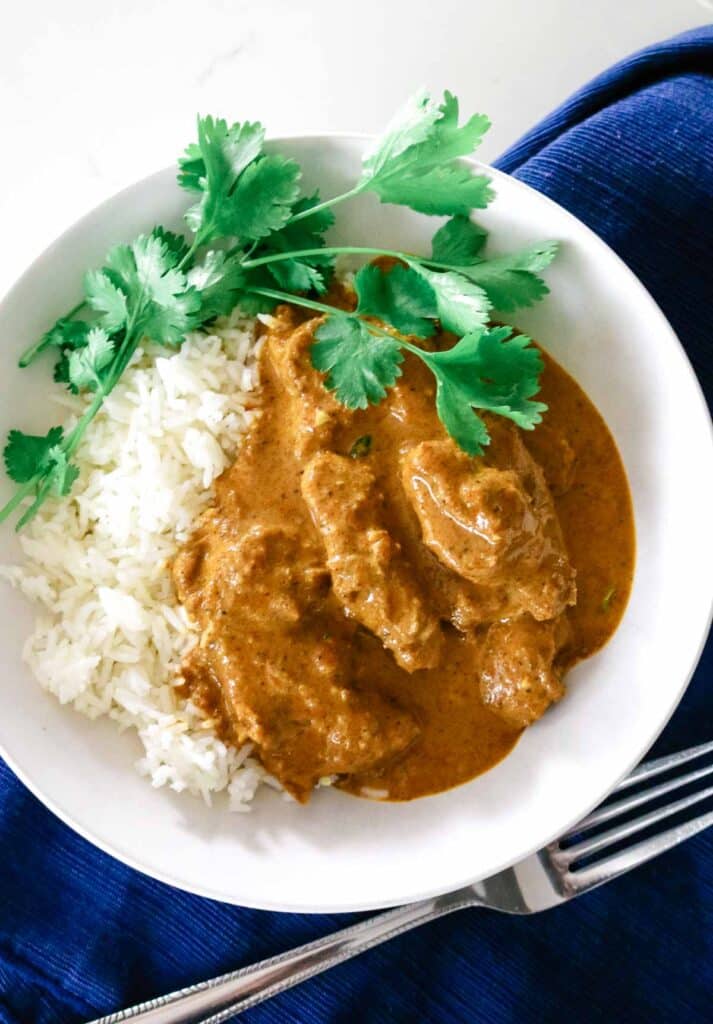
[557, 783, 713, 864]
[568, 760, 713, 835]
[566, 806, 713, 895]
[613, 739, 713, 792]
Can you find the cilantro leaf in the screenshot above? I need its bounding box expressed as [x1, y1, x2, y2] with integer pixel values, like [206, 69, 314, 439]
[182, 116, 265, 236]
[431, 216, 487, 263]
[150, 226, 191, 265]
[423, 91, 491, 163]
[435, 379, 491, 455]
[410, 265, 490, 335]
[374, 163, 493, 216]
[177, 143, 206, 193]
[203, 118, 264, 181]
[311, 314, 404, 408]
[131, 233, 188, 304]
[184, 196, 208, 236]
[275, 193, 335, 242]
[182, 116, 301, 244]
[360, 90, 491, 215]
[361, 91, 444, 179]
[362, 91, 489, 180]
[141, 291, 201, 346]
[84, 270, 128, 332]
[422, 326, 547, 440]
[457, 241, 559, 311]
[236, 293, 278, 315]
[268, 256, 326, 294]
[10, 440, 81, 530]
[188, 250, 246, 320]
[222, 155, 302, 242]
[3, 426, 64, 483]
[239, 266, 283, 314]
[52, 351, 74, 391]
[47, 323, 93, 392]
[18, 317, 90, 368]
[261, 193, 336, 294]
[67, 328, 114, 391]
[104, 242, 137, 285]
[105, 234, 201, 345]
[355, 263, 436, 337]
[180, 116, 264, 198]
[47, 319, 92, 350]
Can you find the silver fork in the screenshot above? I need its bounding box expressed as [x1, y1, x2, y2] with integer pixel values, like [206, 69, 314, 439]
[90, 739, 713, 1024]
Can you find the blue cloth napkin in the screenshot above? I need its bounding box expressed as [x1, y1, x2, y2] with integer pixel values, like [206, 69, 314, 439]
[2, 25, 712, 1024]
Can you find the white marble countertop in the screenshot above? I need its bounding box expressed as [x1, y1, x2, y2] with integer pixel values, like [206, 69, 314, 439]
[0, 0, 709, 295]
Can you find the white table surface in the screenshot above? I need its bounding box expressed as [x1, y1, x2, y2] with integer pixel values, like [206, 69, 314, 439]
[0, 0, 709, 296]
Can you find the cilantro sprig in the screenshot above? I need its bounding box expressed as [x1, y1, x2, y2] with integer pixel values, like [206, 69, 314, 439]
[256, 290, 544, 456]
[2, 90, 559, 529]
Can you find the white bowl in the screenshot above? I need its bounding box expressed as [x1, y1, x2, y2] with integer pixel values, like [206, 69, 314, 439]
[0, 136, 711, 913]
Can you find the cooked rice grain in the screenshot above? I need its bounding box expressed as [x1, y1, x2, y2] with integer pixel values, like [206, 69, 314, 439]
[0, 314, 271, 810]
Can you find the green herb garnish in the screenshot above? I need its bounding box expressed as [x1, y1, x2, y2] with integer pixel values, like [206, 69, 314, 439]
[313, 319, 545, 456]
[348, 435, 373, 458]
[1, 90, 559, 529]
[601, 586, 617, 612]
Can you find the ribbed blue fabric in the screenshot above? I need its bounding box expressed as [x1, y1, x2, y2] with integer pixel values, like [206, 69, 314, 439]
[1, 25, 712, 1024]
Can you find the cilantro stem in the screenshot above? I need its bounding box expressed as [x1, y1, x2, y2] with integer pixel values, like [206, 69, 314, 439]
[248, 287, 343, 317]
[18, 301, 86, 368]
[62, 385, 110, 460]
[243, 245, 408, 269]
[1, 355, 122, 530]
[242, 246, 469, 278]
[15, 475, 55, 531]
[248, 287, 417, 350]
[1, 310, 144, 529]
[0, 478, 40, 525]
[287, 185, 365, 224]
[178, 237, 202, 272]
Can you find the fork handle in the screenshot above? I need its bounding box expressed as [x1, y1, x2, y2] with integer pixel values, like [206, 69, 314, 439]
[88, 890, 475, 1024]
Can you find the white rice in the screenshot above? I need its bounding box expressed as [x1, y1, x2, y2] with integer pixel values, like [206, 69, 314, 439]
[0, 310, 278, 810]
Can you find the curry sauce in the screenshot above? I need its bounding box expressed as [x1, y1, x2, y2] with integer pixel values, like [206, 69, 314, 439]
[173, 302, 635, 803]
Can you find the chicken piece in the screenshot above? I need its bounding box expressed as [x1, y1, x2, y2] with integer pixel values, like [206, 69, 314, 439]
[182, 629, 418, 802]
[441, 581, 510, 633]
[486, 419, 577, 619]
[174, 524, 330, 626]
[405, 460, 535, 581]
[402, 432, 576, 623]
[479, 615, 567, 728]
[229, 526, 331, 623]
[302, 451, 444, 672]
[175, 524, 419, 801]
[263, 307, 353, 458]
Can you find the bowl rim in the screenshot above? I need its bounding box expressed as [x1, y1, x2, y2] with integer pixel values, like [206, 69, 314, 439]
[0, 133, 711, 912]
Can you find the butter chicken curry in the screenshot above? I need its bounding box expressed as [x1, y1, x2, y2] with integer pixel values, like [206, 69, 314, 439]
[173, 285, 634, 803]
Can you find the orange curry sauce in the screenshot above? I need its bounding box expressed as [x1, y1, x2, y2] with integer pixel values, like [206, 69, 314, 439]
[173, 301, 635, 802]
